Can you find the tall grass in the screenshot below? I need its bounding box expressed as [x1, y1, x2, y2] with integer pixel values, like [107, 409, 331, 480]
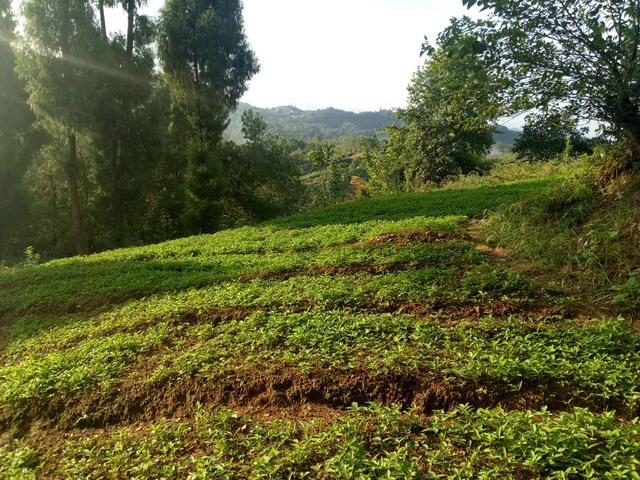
[439, 158, 585, 191]
[480, 154, 640, 314]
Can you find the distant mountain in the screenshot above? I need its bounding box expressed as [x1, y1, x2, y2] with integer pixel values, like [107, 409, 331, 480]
[494, 125, 522, 146]
[225, 103, 398, 143]
[226, 103, 522, 149]
[492, 125, 522, 154]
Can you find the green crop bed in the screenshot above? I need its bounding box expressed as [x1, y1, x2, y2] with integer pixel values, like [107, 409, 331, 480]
[1, 179, 639, 479]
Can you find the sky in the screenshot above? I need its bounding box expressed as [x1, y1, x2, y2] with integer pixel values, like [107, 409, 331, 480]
[13, 0, 510, 120]
[100, 0, 481, 113]
[238, 0, 479, 112]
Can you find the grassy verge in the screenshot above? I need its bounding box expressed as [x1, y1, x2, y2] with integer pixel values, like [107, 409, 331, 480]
[482, 157, 640, 317]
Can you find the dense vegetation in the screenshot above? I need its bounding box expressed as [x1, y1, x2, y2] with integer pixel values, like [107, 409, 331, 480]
[0, 0, 310, 262]
[3, 0, 547, 263]
[4, 161, 640, 478]
[513, 110, 593, 162]
[2, 0, 640, 476]
[462, 0, 640, 160]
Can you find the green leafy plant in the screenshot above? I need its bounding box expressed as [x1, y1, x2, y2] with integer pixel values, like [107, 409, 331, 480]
[611, 269, 640, 313]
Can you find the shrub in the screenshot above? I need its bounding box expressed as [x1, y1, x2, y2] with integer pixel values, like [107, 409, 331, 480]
[513, 110, 593, 162]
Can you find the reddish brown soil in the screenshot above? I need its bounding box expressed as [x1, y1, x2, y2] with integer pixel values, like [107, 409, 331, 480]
[3, 359, 630, 435]
[363, 230, 468, 246]
[240, 259, 454, 282]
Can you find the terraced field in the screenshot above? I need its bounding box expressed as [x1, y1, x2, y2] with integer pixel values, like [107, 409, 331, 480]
[1, 179, 640, 478]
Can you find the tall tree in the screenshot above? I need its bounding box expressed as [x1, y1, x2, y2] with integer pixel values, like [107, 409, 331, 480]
[96, 0, 114, 39]
[371, 17, 503, 190]
[159, 0, 258, 142]
[91, 2, 157, 247]
[0, 0, 39, 256]
[462, 0, 640, 161]
[183, 140, 225, 233]
[19, 0, 103, 254]
[158, 0, 258, 233]
[408, 18, 502, 179]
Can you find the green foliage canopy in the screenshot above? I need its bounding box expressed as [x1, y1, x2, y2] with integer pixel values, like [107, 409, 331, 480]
[158, 0, 258, 141]
[462, 0, 640, 159]
[513, 110, 593, 162]
[370, 18, 504, 191]
[158, 0, 258, 234]
[223, 110, 305, 221]
[0, 0, 40, 256]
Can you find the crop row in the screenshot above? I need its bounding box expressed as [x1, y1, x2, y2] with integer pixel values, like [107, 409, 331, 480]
[2, 263, 534, 364]
[2, 313, 639, 427]
[0, 218, 470, 313]
[2, 404, 638, 479]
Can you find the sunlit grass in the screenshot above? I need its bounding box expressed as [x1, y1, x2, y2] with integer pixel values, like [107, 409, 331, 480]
[2, 169, 638, 479]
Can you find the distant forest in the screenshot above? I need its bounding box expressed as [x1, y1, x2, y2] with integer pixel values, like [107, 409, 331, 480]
[226, 103, 522, 146]
[225, 104, 399, 142]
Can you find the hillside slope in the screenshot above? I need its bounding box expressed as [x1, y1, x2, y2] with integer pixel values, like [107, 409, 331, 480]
[225, 103, 398, 142]
[225, 103, 522, 147]
[1, 173, 639, 478]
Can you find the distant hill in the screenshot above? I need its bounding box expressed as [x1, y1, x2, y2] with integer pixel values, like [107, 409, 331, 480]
[225, 103, 398, 143]
[226, 103, 522, 149]
[494, 126, 522, 146]
[492, 125, 522, 154]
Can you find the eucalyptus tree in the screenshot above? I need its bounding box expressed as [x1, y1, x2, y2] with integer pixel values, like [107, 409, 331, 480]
[91, 0, 157, 246]
[462, 0, 640, 161]
[18, 0, 104, 254]
[158, 0, 258, 233]
[0, 0, 39, 256]
[159, 0, 258, 142]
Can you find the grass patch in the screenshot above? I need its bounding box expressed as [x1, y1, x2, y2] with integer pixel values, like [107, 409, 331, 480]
[271, 181, 555, 228]
[483, 164, 640, 317]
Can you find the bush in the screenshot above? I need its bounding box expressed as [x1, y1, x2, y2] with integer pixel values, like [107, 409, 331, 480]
[366, 124, 489, 193]
[513, 110, 593, 162]
[223, 111, 306, 223]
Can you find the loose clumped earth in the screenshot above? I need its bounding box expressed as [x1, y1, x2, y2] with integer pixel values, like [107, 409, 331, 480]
[1, 179, 639, 479]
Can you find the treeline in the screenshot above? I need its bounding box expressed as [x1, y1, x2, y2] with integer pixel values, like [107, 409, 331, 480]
[363, 1, 639, 193]
[0, 0, 305, 260]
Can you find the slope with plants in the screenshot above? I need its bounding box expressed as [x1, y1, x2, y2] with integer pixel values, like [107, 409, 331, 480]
[1, 162, 640, 479]
[484, 150, 640, 321]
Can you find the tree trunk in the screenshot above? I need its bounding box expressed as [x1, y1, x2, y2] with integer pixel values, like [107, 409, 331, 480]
[616, 97, 640, 163]
[48, 174, 59, 247]
[110, 140, 124, 245]
[98, 0, 107, 40]
[625, 125, 640, 163]
[118, 0, 135, 243]
[64, 132, 89, 255]
[126, 0, 135, 57]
